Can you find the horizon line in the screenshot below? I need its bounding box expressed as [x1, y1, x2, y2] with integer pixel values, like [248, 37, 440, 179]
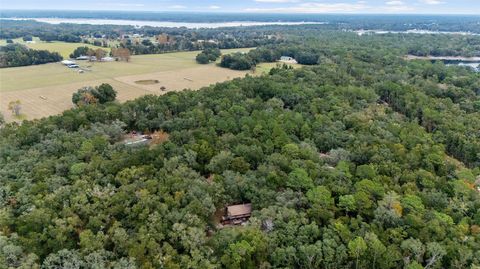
[1, 9, 480, 16]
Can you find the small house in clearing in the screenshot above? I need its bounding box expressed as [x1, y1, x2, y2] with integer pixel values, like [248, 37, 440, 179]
[222, 203, 252, 225]
[123, 132, 152, 146]
[280, 56, 297, 64]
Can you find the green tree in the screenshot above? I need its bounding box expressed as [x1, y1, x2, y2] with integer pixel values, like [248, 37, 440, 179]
[95, 83, 117, 103]
[41, 249, 83, 269]
[287, 168, 314, 191]
[338, 195, 357, 215]
[196, 53, 210, 64]
[221, 240, 255, 269]
[348, 237, 367, 269]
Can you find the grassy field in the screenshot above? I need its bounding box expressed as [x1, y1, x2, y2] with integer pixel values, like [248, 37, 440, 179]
[0, 37, 106, 58]
[0, 48, 251, 92]
[0, 48, 252, 122]
[255, 62, 302, 74]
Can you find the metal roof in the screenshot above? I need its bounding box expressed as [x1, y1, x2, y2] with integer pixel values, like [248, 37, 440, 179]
[227, 203, 252, 217]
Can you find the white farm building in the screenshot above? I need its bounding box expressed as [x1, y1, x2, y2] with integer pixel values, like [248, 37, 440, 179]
[61, 60, 76, 65]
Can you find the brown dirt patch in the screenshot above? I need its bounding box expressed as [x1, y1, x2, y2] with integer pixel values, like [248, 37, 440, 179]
[114, 65, 247, 94]
[135, 79, 160, 85]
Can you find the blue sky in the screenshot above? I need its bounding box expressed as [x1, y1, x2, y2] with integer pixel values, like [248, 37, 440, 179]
[2, 0, 480, 14]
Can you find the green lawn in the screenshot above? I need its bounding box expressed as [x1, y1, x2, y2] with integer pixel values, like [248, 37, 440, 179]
[255, 62, 302, 74]
[0, 48, 253, 92]
[27, 42, 106, 59]
[0, 37, 106, 58]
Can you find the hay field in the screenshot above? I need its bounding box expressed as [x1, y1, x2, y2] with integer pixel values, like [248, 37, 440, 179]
[0, 48, 252, 122]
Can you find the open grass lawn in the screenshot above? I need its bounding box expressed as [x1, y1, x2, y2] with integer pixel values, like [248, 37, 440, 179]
[0, 48, 251, 92]
[255, 62, 303, 74]
[26, 42, 106, 59]
[0, 37, 106, 58]
[0, 48, 253, 122]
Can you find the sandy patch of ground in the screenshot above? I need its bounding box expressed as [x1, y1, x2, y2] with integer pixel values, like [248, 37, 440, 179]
[114, 65, 247, 94]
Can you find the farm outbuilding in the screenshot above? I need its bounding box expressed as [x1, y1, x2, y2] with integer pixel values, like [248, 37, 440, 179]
[76, 56, 90, 60]
[101, 57, 115, 62]
[61, 60, 76, 65]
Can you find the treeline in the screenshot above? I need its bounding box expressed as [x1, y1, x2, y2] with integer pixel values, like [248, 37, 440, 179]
[0, 20, 281, 53]
[0, 20, 118, 41]
[405, 34, 480, 57]
[0, 44, 62, 68]
[120, 35, 277, 55]
[2, 20, 480, 58]
[220, 44, 329, 70]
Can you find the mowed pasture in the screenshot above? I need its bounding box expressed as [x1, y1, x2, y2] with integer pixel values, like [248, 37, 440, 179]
[0, 37, 105, 58]
[0, 48, 252, 122]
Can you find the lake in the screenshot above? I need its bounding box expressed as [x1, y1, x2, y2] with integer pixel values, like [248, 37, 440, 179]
[3, 18, 327, 29]
[447, 62, 480, 72]
[405, 55, 480, 72]
[356, 29, 479, 36]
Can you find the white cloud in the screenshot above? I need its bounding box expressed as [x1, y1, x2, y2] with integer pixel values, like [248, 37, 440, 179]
[245, 1, 419, 13]
[384, 0, 415, 11]
[255, 0, 299, 2]
[209, 5, 221, 9]
[383, 5, 415, 11]
[169, 5, 186, 9]
[420, 0, 445, 4]
[246, 2, 368, 13]
[97, 2, 145, 7]
[386, 1, 404, 5]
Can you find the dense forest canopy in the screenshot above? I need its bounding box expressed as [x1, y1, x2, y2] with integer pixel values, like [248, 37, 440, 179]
[0, 19, 480, 269]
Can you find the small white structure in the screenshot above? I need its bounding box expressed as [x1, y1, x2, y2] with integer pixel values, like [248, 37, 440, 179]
[76, 56, 90, 60]
[61, 60, 76, 65]
[101, 56, 115, 62]
[280, 56, 297, 64]
[67, 64, 80, 68]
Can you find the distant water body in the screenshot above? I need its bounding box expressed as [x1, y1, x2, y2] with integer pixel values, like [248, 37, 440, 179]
[355, 29, 479, 36]
[5, 18, 327, 29]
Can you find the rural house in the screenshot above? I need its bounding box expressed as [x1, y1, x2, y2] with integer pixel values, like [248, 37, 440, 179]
[279, 56, 297, 64]
[221, 203, 252, 225]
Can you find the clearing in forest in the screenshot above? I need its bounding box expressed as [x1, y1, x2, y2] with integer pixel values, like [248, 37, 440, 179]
[0, 48, 252, 122]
